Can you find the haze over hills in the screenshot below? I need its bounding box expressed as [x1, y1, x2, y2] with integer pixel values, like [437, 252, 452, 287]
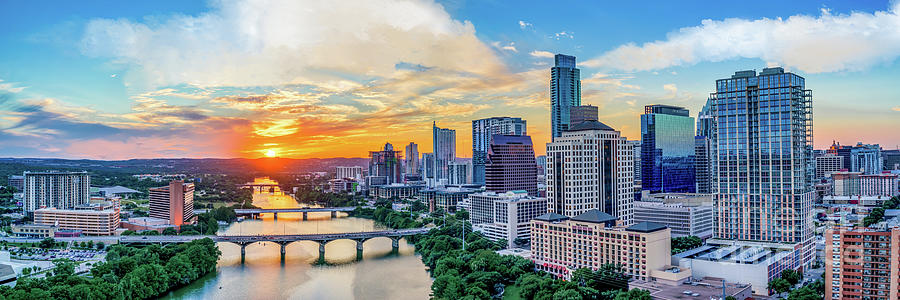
[0, 157, 368, 177]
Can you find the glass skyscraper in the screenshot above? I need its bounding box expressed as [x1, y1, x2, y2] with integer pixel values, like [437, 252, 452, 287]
[550, 54, 581, 141]
[640, 104, 696, 194]
[707, 67, 814, 266]
[432, 122, 456, 187]
[695, 102, 714, 194]
[472, 117, 526, 185]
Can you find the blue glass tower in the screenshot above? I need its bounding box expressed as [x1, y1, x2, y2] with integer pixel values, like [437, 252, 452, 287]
[641, 104, 696, 193]
[550, 54, 581, 141]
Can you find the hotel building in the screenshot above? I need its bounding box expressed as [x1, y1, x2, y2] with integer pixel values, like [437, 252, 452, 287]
[149, 180, 195, 226]
[22, 171, 90, 213]
[825, 226, 900, 300]
[467, 191, 547, 248]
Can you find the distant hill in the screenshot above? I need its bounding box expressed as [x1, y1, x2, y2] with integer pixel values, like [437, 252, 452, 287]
[0, 157, 369, 178]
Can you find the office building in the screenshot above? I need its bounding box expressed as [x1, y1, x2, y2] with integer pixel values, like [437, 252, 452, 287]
[368, 142, 403, 185]
[432, 122, 456, 185]
[148, 180, 195, 226]
[11, 224, 56, 238]
[628, 140, 642, 185]
[472, 117, 527, 184]
[546, 121, 635, 224]
[817, 153, 845, 179]
[825, 225, 900, 300]
[706, 67, 815, 267]
[370, 184, 425, 200]
[569, 105, 598, 125]
[550, 54, 582, 141]
[825, 172, 899, 206]
[673, 241, 806, 296]
[535, 155, 547, 175]
[633, 200, 713, 239]
[485, 135, 538, 196]
[641, 104, 696, 194]
[884, 149, 900, 170]
[467, 191, 547, 248]
[404, 142, 419, 175]
[6, 175, 23, 191]
[695, 102, 714, 194]
[448, 160, 472, 185]
[422, 153, 436, 183]
[335, 166, 363, 180]
[34, 205, 120, 236]
[22, 171, 90, 213]
[531, 210, 672, 281]
[829, 142, 884, 175]
[418, 187, 479, 213]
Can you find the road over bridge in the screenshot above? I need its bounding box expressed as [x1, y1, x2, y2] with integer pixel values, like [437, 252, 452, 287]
[194, 207, 357, 220]
[119, 228, 430, 260]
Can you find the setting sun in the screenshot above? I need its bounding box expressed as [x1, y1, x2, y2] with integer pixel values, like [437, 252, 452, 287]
[264, 149, 277, 157]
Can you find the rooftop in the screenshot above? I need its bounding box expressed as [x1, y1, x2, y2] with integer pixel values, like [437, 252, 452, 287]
[534, 212, 569, 222]
[571, 209, 617, 224]
[566, 120, 615, 132]
[626, 222, 668, 233]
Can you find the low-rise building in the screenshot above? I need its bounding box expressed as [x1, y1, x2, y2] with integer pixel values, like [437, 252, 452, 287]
[370, 184, 425, 200]
[33, 205, 120, 236]
[419, 187, 479, 213]
[629, 277, 752, 300]
[632, 200, 713, 239]
[466, 191, 546, 248]
[10, 223, 55, 238]
[672, 240, 804, 296]
[120, 217, 178, 233]
[530, 210, 671, 281]
[825, 171, 899, 207]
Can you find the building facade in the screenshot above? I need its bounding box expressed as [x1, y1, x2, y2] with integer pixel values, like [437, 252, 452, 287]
[550, 54, 582, 141]
[7, 175, 23, 191]
[569, 105, 598, 125]
[641, 104, 696, 194]
[368, 142, 403, 185]
[826, 172, 899, 206]
[148, 180, 195, 226]
[34, 206, 120, 236]
[22, 171, 90, 213]
[404, 142, 419, 175]
[419, 187, 479, 213]
[432, 122, 457, 186]
[695, 101, 715, 194]
[546, 121, 634, 224]
[706, 67, 815, 267]
[884, 149, 900, 171]
[817, 153, 845, 179]
[825, 226, 900, 300]
[472, 117, 527, 185]
[632, 201, 713, 239]
[531, 210, 671, 281]
[335, 166, 363, 180]
[448, 160, 473, 185]
[829, 142, 884, 175]
[485, 135, 538, 196]
[467, 191, 547, 248]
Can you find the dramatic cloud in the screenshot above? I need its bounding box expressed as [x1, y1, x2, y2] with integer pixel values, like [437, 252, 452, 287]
[584, 4, 900, 73]
[518, 20, 533, 30]
[81, 0, 507, 88]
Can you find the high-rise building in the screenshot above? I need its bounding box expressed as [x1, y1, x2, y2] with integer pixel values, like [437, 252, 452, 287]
[825, 226, 900, 300]
[831, 171, 898, 198]
[695, 102, 714, 194]
[550, 54, 582, 141]
[404, 142, 419, 175]
[148, 180, 195, 226]
[531, 210, 672, 281]
[546, 121, 634, 224]
[335, 166, 363, 180]
[828, 142, 884, 175]
[7, 175, 23, 191]
[472, 117, 527, 184]
[569, 105, 598, 125]
[368, 142, 403, 185]
[485, 135, 538, 196]
[816, 153, 844, 179]
[422, 152, 436, 183]
[641, 104, 696, 194]
[432, 122, 456, 186]
[448, 160, 472, 185]
[884, 149, 900, 170]
[467, 191, 547, 248]
[22, 171, 90, 213]
[706, 67, 815, 266]
[633, 201, 713, 239]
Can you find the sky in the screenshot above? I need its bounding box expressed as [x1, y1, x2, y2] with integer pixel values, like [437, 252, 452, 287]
[1, 0, 899, 160]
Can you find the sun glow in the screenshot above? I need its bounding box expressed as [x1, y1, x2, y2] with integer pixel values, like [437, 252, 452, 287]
[264, 149, 277, 157]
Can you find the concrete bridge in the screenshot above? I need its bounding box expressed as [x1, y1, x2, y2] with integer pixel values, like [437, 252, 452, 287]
[119, 228, 430, 260]
[238, 183, 281, 193]
[195, 207, 357, 220]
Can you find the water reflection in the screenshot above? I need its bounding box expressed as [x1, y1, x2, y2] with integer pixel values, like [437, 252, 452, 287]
[162, 177, 431, 299]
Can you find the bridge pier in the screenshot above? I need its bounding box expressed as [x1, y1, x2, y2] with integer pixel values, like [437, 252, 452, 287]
[278, 242, 287, 260]
[303, 212, 308, 221]
[240, 243, 247, 262]
[273, 212, 277, 221]
[331, 211, 336, 218]
[390, 236, 400, 252]
[355, 239, 365, 260]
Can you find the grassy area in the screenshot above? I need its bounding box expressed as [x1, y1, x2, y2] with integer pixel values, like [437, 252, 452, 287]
[195, 201, 236, 209]
[502, 284, 523, 300]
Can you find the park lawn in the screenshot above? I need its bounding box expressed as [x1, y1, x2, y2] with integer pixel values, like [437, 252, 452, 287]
[502, 284, 523, 300]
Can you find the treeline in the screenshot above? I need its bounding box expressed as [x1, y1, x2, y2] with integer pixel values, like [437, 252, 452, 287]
[863, 196, 900, 226]
[351, 206, 422, 229]
[671, 236, 703, 254]
[0, 238, 220, 300]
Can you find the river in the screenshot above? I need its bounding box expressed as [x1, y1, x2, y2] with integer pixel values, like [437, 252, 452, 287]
[163, 178, 432, 299]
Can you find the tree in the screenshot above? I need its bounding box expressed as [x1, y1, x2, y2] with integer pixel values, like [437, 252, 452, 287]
[162, 227, 178, 236]
[455, 209, 470, 220]
[671, 236, 703, 254]
[614, 289, 652, 300]
[768, 278, 791, 294]
[87, 240, 94, 248]
[781, 269, 802, 285]
[38, 238, 55, 249]
[552, 288, 582, 300]
[121, 230, 136, 236]
[96, 242, 105, 250]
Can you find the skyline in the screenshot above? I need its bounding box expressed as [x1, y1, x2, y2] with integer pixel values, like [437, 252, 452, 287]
[2, 0, 900, 160]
